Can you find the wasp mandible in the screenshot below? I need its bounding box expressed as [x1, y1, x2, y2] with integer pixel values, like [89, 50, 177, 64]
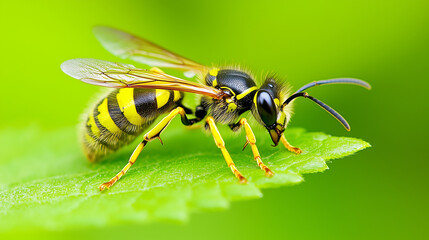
[61, 26, 371, 191]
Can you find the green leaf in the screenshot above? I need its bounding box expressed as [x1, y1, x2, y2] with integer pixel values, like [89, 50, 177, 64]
[0, 122, 369, 230]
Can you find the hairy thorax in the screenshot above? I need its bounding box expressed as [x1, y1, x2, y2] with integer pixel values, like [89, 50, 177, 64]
[203, 68, 258, 124]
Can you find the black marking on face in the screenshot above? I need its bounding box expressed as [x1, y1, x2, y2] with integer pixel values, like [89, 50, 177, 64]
[260, 77, 280, 99]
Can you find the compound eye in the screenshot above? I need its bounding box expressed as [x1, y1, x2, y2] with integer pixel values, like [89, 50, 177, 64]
[256, 90, 278, 127]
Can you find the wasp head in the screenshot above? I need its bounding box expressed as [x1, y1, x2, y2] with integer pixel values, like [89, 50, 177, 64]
[252, 77, 290, 146]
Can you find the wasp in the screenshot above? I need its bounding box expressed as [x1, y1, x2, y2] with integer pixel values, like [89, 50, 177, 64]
[61, 26, 371, 191]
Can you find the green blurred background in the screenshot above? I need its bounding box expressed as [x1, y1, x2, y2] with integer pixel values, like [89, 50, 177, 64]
[0, 0, 428, 239]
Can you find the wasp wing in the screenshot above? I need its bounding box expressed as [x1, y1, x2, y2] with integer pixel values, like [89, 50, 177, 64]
[61, 59, 224, 99]
[93, 26, 207, 76]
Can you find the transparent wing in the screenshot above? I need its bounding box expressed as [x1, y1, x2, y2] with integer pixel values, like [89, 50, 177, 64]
[61, 59, 224, 99]
[93, 26, 207, 75]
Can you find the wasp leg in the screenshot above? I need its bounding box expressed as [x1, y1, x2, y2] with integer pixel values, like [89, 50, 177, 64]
[230, 118, 274, 177]
[280, 134, 302, 154]
[99, 106, 194, 191]
[206, 117, 247, 184]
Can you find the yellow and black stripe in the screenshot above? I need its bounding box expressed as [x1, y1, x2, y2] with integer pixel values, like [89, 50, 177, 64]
[82, 88, 183, 162]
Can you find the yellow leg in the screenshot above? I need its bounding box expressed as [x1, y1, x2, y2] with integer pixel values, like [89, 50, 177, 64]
[238, 118, 274, 177]
[206, 117, 247, 184]
[99, 107, 187, 191]
[280, 134, 302, 154]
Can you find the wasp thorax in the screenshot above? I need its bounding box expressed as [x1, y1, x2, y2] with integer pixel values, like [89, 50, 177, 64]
[202, 68, 259, 124]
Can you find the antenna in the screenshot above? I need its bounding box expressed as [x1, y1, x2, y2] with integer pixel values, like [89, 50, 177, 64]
[282, 92, 350, 131]
[294, 78, 371, 94]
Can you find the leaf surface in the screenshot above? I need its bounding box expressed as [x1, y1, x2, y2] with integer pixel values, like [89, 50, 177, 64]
[0, 123, 369, 230]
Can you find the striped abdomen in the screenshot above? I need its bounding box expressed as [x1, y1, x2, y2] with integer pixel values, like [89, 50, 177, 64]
[82, 88, 183, 162]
